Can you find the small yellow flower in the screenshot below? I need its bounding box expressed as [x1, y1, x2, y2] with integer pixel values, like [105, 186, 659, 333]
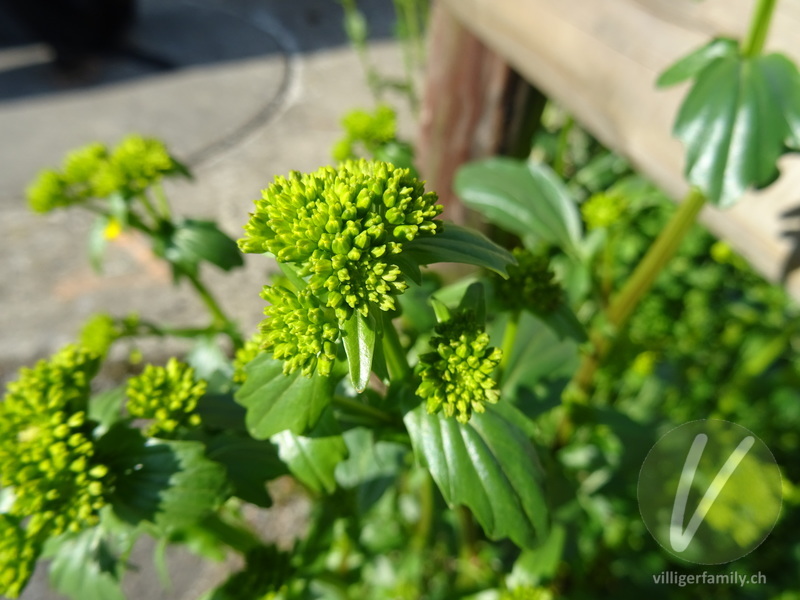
[103, 218, 123, 240]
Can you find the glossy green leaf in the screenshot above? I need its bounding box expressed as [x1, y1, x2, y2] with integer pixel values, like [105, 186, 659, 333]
[171, 219, 244, 271]
[404, 224, 516, 276]
[97, 426, 229, 531]
[656, 38, 738, 87]
[205, 433, 288, 507]
[335, 427, 407, 513]
[235, 354, 336, 439]
[374, 140, 417, 175]
[47, 528, 125, 600]
[669, 47, 800, 206]
[404, 404, 548, 548]
[499, 312, 580, 394]
[507, 523, 567, 587]
[186, 335, 234, 392]
[454, 157, 582, 254]
[88, 385, 126, 435]
[538, 303, 587, 343]
[271, 408, 347, 495]
[341, 310, 376, 392]
[457, 281, 486, 323]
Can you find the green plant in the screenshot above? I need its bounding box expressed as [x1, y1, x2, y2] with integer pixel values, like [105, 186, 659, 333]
[2, 1, 800, 598]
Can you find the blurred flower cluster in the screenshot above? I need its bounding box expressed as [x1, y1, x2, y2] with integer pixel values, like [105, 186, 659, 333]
[126, 358, 205, 438]
[0, 346, 110, 597]
[26, 134, 184, 213]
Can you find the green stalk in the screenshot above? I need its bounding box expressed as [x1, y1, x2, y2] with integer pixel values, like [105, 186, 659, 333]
[332, 395, 398, 425]
[184, 271, 243, 349]
[382, 317, 411, 380]
[199, 513, 262, 555]
[138, 193, 163, 227]
[412, 471, 434, 553]
[497, 310, 520, 379]
[152, 183, 173, 221]
[741, 0, 779, 58]
[553, 115, 574, 178]
[571, 188, 706, 397]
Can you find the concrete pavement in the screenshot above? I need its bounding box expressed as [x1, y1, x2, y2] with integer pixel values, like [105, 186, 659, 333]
[0, 0, 411, 597]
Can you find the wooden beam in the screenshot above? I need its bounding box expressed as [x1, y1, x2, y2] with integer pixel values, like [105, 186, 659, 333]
[437, 0, 800, 299]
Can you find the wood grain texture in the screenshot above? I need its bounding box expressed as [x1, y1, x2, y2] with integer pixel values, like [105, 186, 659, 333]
[438, 0, 800, 299]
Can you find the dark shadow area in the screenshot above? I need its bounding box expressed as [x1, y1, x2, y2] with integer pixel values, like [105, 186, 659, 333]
[0, 0, 397, 104]
[779, 203, 800, 282]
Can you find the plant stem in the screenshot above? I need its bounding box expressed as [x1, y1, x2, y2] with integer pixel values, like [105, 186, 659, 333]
[553, 115, 574, 178]
[184, 271, 243, 349]
[199, 513, 262, 555]
[742, 0, 779, 57]
[152, 183, 173, 221]
[571, 188, 706, 396]
[498, 310, 520, 379]
[412, 471, 434, 553]
[382, 317, 411, 380]
[138, 193, 163, 227]
[333, 395, 398, 425]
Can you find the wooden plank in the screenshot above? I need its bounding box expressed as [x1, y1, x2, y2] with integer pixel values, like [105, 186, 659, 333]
[438, 0, 800, 299]
[416, 2, 519, 224]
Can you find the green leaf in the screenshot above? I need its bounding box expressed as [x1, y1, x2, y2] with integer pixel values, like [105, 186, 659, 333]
[341, 310, 376, 392]
[335, 427, 407, 513]
[234, 354, 336, 439]
[88, 216, 108, 273]
[88, 386, 126, 435]
[404, 404, 548, 548]
[507, 524, 567, 587]
[97, 426, 229, 531]
[205, 433, 288, 507]
[196, 393, 248, 432]
[374, 140, 417, 175]
[454, 157, 582, 254]
[186, 335, 234, 392]
[47, 528, 125, 600]
[271, 408, 347, 495]
[457, 281, 486, 323]
[499, 312, 580, 394]
[169, 219, 244, 273]
[538, 303, 587, 343]
[657, 38, 738, 87]
[670, 48, 800, 206]
[404, 224, 516, 276]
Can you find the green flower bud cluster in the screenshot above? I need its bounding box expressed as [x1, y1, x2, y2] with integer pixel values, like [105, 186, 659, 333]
[416, 311, 502, 423]
[26, 134, 180, 213]
[79, 313, 121, 358]
[232, 334, 265, 384]
[581, 191, 627, 230]
[0, 345, 110, 596]
[240, 160, 442, 376]
[126, 359, 205, 437]
[260, 286, 340, 376]
[0, 515, 37, 599]
[332, 104, 397, 161]
[494, 248, 562, 314]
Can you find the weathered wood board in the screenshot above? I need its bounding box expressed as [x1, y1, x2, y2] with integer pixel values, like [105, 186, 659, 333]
[437, 0, 800, 300]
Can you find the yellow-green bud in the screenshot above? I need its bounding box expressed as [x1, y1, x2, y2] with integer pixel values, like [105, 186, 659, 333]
[126, 358, 206, 438]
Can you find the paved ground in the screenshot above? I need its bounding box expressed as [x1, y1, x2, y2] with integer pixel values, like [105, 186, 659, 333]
[0, 0, 413, 376]
[0, 0, 411, 597]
